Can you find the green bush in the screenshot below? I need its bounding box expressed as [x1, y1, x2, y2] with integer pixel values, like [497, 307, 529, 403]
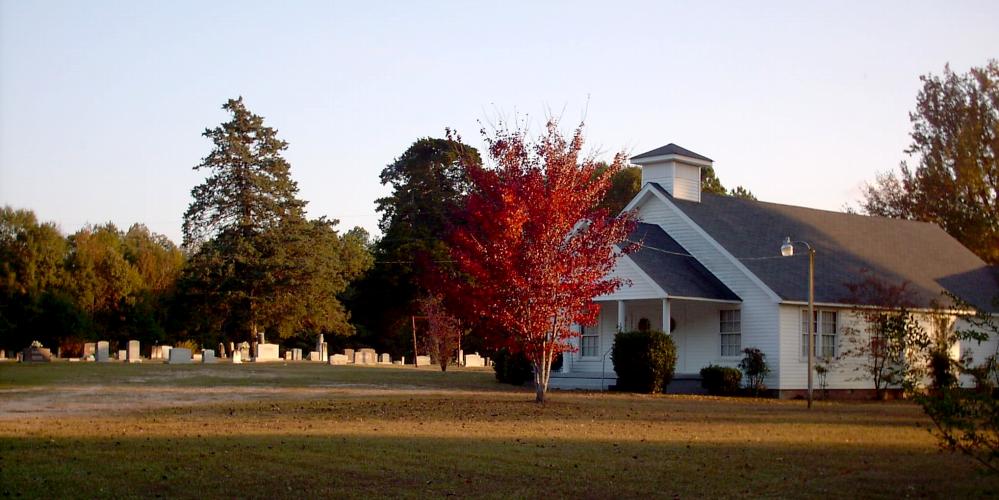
[493, 348, 533, 386]
[738, 347, 771, 395]
[700, 365, 742, 396]
[611, 330, 677, 393]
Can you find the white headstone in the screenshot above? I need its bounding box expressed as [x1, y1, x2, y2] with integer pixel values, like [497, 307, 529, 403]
[254, 343, 280, 362]
[168, 348, 192, 364]
[117, 349, 127, 361]
[127, 340, 141, 363]
[307, 351, 320, 361]
[202, 349, 216, 364]
[232, 350, 242, 364]
[95, 341, 111, 362]
[329, 354, 349, 365]
[464, 352, 484, 368]
[416, 355, 431, 366]
[379, 353, 391, 364]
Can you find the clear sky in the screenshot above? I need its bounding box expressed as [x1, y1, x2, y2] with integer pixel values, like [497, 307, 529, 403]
[1, 1, 997, 244]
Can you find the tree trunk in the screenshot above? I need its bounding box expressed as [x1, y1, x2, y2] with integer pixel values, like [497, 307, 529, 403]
[535, 364, 546, 403]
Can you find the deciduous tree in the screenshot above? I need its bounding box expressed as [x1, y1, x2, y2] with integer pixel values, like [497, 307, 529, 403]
[839, 272, 930, 399]
[447, 120, 637, 403]
[418, 294, 463, 372]
[861, 61, 999, 264]
[348, 138, 480, 357]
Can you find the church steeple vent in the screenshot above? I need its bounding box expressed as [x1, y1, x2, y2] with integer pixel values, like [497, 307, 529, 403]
[630, 143, 712, 202]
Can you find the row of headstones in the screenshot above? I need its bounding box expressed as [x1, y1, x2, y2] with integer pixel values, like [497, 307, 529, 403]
[12, 338, 492, 367]
[78, 341, 142, 363]
[328, 348, 397, 366]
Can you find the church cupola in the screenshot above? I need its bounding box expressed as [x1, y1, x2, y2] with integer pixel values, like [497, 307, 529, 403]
[630, 143, 712, 202]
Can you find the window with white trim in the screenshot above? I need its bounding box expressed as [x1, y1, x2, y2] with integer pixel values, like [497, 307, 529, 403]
[580, 325, 599, 358]
[801, 310, 837, 358]
[720, 310, 741, 357]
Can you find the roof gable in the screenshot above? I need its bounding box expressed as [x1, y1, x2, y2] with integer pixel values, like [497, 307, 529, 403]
[624, 223, 741, 302]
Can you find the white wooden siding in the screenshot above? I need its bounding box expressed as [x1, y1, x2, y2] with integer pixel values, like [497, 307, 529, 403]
[672, 163, 701, 202]
[640, 162, 675, 193]
[637, 194, 782, 387]
[596, 254, 665, 301]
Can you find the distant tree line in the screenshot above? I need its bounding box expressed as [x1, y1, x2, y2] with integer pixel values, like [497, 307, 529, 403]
[1, 98, 372, 355]
[0, 212, 184, 354]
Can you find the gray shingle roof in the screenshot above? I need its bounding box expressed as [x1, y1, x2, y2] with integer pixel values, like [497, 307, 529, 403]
[631, 143, 713, 162]
[625, 222, 741, 302]
[651, 184, 999, 312]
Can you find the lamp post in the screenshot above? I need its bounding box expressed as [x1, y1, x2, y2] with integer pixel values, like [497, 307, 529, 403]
[781, 236, 815, 409]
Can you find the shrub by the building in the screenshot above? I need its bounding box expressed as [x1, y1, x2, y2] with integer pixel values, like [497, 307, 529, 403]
[611, 330, 677, 393]
[738, 347, 771, 395]
[700, 365, 742, 395]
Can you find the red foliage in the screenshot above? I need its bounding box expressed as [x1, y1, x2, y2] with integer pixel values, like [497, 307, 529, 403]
[418, 294, 463, 372]
[445, 120, 637, 402]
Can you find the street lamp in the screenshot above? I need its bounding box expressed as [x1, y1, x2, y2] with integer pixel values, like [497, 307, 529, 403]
[781, 236, 816, 409]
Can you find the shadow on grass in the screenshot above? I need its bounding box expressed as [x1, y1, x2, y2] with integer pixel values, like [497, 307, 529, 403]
[2, 433, 995, 499]
[0, 362, 506, 392]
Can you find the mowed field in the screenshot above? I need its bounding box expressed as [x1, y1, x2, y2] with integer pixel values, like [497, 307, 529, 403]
[1, 362, 996, 498]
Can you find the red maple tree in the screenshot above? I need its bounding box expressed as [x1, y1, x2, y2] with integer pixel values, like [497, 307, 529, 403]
[446, 121, 637, 402]
[418, 293, 463, 372]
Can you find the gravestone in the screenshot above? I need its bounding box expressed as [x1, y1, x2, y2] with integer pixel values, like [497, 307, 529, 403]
[218, 342, 227, 359]
[284, 351, 293, 361]
[355, 349, 377, 365]
[307, 351, 321, 361]
[83, 343, 96, 359]
[96, 341, 111, 363]
[255, 343, 280, 362]
[343, 349, 354, 363]
[151, 345, 172, 360]
[167, 348, 192, 364]
[292, 348, 302, 361]
[329, 354, 349, 365]
[457, 349, 464, 366]
[464, 352, 484, 368]
[416, 355, 432, 366]
[379, 353, 391, 364]
[229, 342, 236, 357]
[20, 341, 53, 362]
[202, 349, 216, 363]
[127, 340, 141, 363]
[232, 350, 242, 364]
[117, 349, 127, 361]
[238, 342, 251, 360]
[316, 334, 327, 362]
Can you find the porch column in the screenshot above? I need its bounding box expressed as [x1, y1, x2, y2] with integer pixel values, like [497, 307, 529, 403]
[662, 298, 670, 335]
[617, 300, 626, 331]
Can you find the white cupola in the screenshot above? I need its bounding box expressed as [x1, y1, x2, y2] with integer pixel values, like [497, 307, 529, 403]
[630, 143, 712, 202]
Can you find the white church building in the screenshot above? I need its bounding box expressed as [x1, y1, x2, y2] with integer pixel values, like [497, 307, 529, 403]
[552, 144, 999, 397]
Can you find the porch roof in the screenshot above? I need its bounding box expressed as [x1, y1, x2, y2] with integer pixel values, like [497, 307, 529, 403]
[625, 223, 741, 302]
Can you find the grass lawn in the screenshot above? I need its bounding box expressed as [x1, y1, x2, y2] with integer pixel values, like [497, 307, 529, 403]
[1, 362, 995, 498]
